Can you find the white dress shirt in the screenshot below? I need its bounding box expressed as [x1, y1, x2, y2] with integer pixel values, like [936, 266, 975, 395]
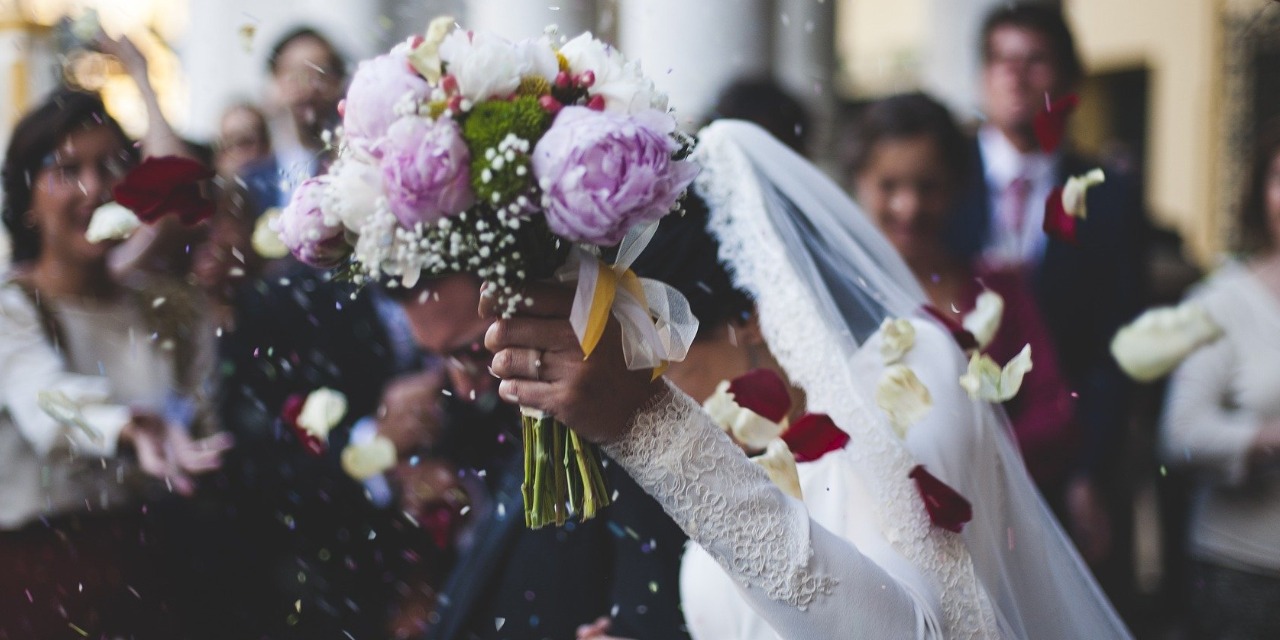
[978, 126, 1059, 269]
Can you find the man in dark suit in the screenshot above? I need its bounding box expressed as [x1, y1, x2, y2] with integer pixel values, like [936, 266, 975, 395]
[379, 274, 690, 640]
[947, 3, 1147, 617]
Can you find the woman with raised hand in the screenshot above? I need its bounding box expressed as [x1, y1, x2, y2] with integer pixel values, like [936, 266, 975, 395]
[488, 120, 1130, 639]
[0, 89, 230, 638]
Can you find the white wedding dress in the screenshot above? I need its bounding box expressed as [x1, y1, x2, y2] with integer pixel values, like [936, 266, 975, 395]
[602, 121, 1131, 640]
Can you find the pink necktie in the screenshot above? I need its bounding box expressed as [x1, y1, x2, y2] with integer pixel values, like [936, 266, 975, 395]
[1000, 175, 1032, 236]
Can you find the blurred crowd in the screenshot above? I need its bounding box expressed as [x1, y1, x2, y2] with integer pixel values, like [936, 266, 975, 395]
[0, 4, 1276, 640]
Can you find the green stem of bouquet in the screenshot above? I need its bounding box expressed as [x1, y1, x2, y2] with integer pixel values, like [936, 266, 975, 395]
[521, 410, 611, 529]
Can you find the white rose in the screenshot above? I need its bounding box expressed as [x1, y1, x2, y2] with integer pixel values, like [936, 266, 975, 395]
[85, 202, 140, 243]
[959, 344, 1033, 402]
[341, 434, 397, 481]
[879, 317, 916, 364]
[752, 439, 802, 500]
[326, 157, 384, 232]
[1110, 302, 1223, 382]
[963, 290, 1005, 351]
[702, 380, 785, 452]
[558, 33, 668, 114]
[875, 365, 933, 439]
[252, 208, 289, 259]
[439, 30, 551, 102]
[1061, 168, 1105, 219]
[296, 388, 348, 442]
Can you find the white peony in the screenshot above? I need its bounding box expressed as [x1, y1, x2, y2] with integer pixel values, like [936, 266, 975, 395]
[753, 439, 803, 500]
[341, 434, 397, 480]
[439, 30, 555, 102]
[326, 157, 384, 232]
[959, 344, 1033, 402]
[1111, 302, 1223, 382]
[702, 380, 785, 452]
[85, 202, 140, 243]
[557, 33, 668, 114]
[875, 364, 933, 439]
[296, 388, 348, 442]
[963, 290, 1005, 351]
[1061, 168, 1105, 219]
[879, 317, 916, 364]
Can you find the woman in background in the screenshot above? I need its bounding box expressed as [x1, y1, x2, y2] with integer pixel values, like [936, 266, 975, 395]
[1161, 121, 1280, 640]
[848, 92, 1079, 507]
[0, 89, 230, 638]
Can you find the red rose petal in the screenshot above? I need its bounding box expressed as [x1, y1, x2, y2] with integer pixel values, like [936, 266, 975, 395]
[281, 393, 325, 456]
[1042, 187, 1078, 244]
[728, 368, 792, 423]
[782, 413, 849, 463]
[909, 465, 973, 533]
[112, 156, 215, 225]
[921, 305, 979, 351]
[1032, 93, 1078, 154]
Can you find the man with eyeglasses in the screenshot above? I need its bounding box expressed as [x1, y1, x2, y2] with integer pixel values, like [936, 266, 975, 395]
[371, 274, 691, 640]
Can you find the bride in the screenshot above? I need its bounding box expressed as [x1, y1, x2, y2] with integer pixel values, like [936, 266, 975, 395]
[485, 120, 1130, 639]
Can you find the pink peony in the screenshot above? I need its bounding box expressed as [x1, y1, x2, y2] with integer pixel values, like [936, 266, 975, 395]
[274, 177, 350, 267]
[343, 52, 432, 156]
[532, 107, 698, 245]
[379, 117, 474, 228]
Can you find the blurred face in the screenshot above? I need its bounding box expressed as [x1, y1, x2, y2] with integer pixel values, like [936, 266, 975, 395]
[982, 26, 1066, 135]
[854, 135, 955, 267]
[1265, 151, 1280, 250]
[191, 212, 255, 297]
[216, 107, 270, 176]
[272, 36, 343, 131]
[399, 275, 496, 403]
[30, 124, 132, 265]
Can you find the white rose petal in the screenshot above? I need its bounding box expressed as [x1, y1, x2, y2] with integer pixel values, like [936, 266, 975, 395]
[752, 439, 802, 500]
[963, 290, 1005, 351]
[252, 208, 290, 259]
[879, 317, 916, 364]
[701, 380, 785, 451]
[341, 434, 397, 481]
[1110, 302, 1223, 382]
[959, 344, 1033, 402]
[1061, 168, 1105, 219]
[85, 202, 140, 243]
[296, 388, 348, 442]
[875, 365, 933, 439]
[409, 16, 456, 83]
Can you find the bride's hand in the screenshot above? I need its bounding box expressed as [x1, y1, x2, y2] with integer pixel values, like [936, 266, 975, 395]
[482, 282, 665, 443]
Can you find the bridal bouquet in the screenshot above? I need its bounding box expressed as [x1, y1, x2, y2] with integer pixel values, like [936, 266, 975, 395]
[276, 17, 699, 528]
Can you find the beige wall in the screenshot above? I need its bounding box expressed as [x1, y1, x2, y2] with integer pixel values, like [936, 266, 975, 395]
[1066, 0, 1229, 264]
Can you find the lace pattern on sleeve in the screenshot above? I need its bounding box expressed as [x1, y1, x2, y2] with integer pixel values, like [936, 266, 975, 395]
[604, 383, 836, 609]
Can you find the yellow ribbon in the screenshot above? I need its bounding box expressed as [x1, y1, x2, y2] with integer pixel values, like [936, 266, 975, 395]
[581, 259, 668, 380]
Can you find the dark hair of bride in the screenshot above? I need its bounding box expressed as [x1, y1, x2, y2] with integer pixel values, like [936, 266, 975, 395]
[630, 190, 753, 341]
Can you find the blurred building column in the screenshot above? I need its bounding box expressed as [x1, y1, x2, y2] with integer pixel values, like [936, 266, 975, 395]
[464, 0, 595, 40]
[618, 0, 771, 128]
[774, 0, 835, 154]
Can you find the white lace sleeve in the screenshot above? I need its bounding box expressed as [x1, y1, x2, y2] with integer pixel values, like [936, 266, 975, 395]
[604, 382, 932, 639]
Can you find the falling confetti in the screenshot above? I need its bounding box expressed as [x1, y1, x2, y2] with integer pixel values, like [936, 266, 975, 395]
[239, 24, 256, 52]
